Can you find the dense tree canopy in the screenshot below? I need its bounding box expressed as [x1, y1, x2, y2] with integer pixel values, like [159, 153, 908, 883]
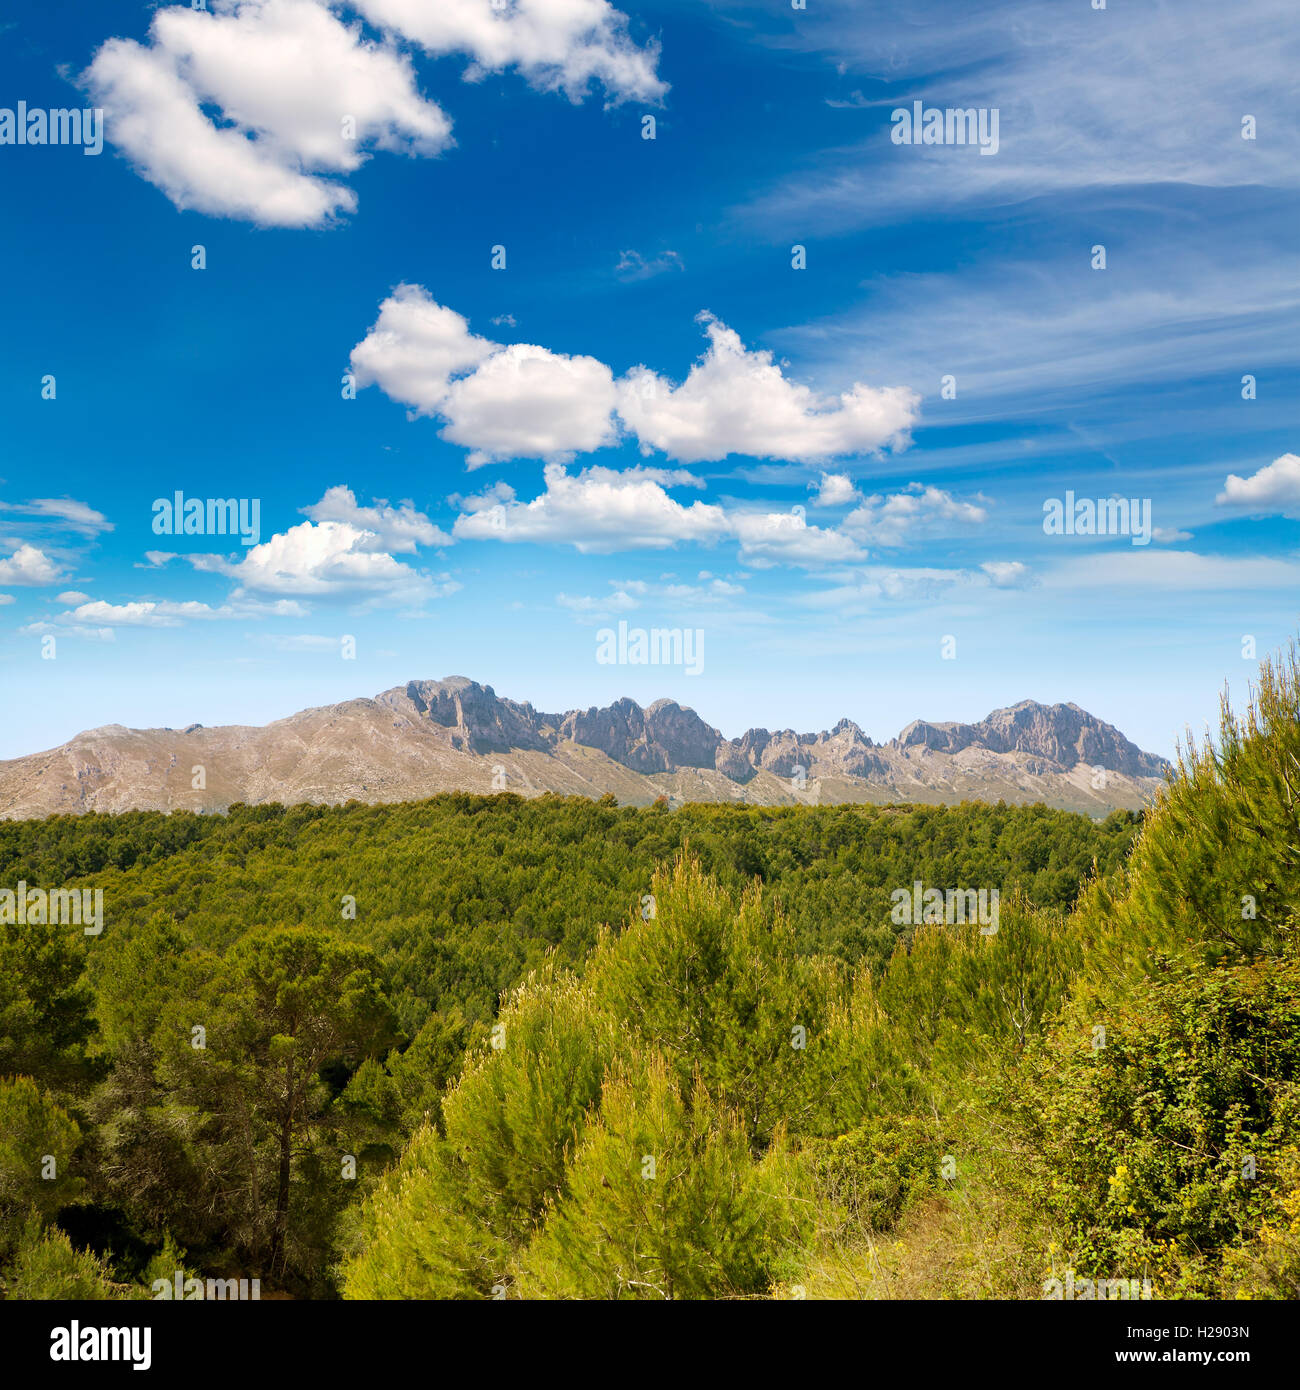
[0, 678, 1294, 1301]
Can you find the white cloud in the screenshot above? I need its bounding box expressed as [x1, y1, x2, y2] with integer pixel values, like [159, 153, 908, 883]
[980, 560, 1029, 587]
[558, 574, 745, 618]
[352, 287, 619, 464]
[450, 480, 517, 510]
[451, 463, 873, 569]
[728, 511, 864, 568]
[302, 485, 451, 549]
[86, 0, 663, 227]
[842, 483, 987, 546]
[351, 285, 497, 414]
[663, 578, 744, 600]
[453, 463, 729, 553]
[0, 544, 65, 586]
[619, 314, 918, 464]
[0, 594, 13, 607]
[20, 622, 116, 643]
[810, 472, 860, 507]
[257, 633, 347, 651]
[1216, 453, 1300, 516]
[441, 343, 619, 466]
[0, 498, 112, 536]
[1044, 549, 1300, 593]
[64, 599, 222, 628]
[356, 291, 919, 467]
[557, 589, 640, 614]
[615, 249, 684, 282]
[86, 0, 452, 228]
[351, 0, 666, 101]
[746, 0, 1300, 231]
[56, 591, 92, 604]
[59, 597, 309, 627]
[229, 519, 444, 601]
[799, 561, 1021, 611]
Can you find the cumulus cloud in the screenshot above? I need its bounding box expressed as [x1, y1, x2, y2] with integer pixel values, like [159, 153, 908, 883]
[350, 285, 497, 414]
[354, 290, 919, 468]
[842, 483, 987, 546]
[0, 544, 65, 586]
[1216, 452, 1300, 516]
[451, 463, 864, 568]
[85, 0, 663, 227]
[63, 599, 224, 628]
[86, 0, 451, 227]
[452, 463, 729, 553]
[441, 343, 619, 466]
[980, 560, 1030, 587]
[56, 597, 307, 627]
[618, 314, 919, 464]
[351, 286, 618, 464]
[302, 484, 451, 549]
[810, 472, 860, 507]
[449, 480, 517, 510]
[228, 519, 447, 601]
[56, 591, 92, 604]
[351, 0, 666, 101]
[728, 511, 864, 568]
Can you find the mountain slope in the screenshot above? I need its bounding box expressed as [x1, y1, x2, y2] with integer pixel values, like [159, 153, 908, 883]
[0, 677, 1168, 819]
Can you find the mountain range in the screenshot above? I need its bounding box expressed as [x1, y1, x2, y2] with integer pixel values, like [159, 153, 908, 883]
[0, 677, 1170, 819]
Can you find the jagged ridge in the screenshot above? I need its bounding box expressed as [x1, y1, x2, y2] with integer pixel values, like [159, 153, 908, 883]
[0, 676, 1169, 820]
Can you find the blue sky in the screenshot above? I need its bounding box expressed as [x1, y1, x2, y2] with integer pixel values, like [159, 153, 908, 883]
[1, 0, 1297, 762]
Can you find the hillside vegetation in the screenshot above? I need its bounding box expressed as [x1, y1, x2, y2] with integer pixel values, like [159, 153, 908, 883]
[3, 651, 1299, 1299]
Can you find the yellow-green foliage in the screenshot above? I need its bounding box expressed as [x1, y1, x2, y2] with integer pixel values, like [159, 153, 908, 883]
[0, 1076, 82, 1222]
[343, 859, 864, 1298]
[1003, 648, 1300, 1296]
[19, 647, 1300, 1300]
[336, 1127, 510, 1300]
[519, 1056, 810, 1299]
[442, 968, 615, 1240]
[1078, 645, 1300, 984]
[3, 1219, 139, 1300]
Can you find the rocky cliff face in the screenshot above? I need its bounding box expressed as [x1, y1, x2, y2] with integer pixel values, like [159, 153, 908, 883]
[0, 676, 1170, 819]
[892, 699, 1165, 778]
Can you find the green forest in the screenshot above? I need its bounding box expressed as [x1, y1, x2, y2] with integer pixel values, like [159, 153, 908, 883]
[2, 651, 1299, 1300]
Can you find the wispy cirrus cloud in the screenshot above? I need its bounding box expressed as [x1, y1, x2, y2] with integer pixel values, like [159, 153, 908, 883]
[735, 0, 1300, 233]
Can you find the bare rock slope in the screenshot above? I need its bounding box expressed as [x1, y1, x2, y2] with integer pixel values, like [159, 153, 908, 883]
[0, 678, 1169, 819]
